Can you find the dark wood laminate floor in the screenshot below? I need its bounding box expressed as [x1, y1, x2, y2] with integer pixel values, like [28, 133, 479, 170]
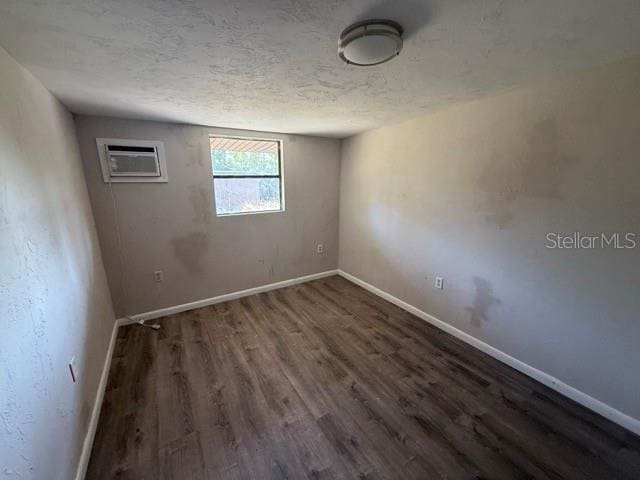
[87, 275, 640, 479]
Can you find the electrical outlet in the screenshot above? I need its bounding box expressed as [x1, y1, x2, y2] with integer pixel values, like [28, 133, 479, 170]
[435, 276, 444, 290]
[316, 243, 324, 254]
[154, 270, 163, 282]
[68, 356, 77, 383]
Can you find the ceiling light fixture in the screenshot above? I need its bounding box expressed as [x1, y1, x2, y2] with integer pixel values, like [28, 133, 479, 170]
[338, 19, 403, 66]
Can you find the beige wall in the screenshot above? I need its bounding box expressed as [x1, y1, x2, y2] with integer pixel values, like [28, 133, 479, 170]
[339, 56, 640, 420]
[0, 47, 115, 479]
[75, 116, 340, 317]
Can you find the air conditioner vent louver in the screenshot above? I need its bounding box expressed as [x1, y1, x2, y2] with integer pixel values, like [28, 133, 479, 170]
[97, 138, 168, 183]
[107, 145, 156, 153]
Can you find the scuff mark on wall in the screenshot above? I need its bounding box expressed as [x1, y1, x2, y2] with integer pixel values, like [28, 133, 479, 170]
[477, 117, 579, 228]
[171, 231, 209, 274]
[258, 259, 276, 279]
[466, 276, 501, 328]
[188, 185, 212, 225]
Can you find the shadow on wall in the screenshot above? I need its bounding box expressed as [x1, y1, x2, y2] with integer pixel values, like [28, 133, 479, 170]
[170, 186, 214, 275]
[354, 0, 436, 40]
[189, 185, 213, 226]
[171, 231, 210, 274]
[476, 117, 580, 229]
[466, 276, 501, 328]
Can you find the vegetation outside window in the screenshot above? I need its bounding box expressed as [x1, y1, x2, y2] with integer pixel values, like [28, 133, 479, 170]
[210, 136, 283, 215]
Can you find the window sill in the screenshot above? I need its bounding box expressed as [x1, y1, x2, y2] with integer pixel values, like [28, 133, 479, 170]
[215, 208, 285, 218]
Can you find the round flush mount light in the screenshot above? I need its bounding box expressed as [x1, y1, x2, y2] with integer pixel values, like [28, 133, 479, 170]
[338, 19, 403, 66]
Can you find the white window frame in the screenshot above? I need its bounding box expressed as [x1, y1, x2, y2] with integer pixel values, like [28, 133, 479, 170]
[210, 135, 285, 217]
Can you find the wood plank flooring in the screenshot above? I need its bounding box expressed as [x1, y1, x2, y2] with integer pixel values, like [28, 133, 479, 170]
[86, 275, 640, 479]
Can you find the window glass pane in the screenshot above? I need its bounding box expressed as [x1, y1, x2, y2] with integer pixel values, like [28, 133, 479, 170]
[214, 177, 281, 215]
[210, 138, 279, 176]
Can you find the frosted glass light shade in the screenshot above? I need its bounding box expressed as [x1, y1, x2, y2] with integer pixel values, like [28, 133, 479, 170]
[339, 20, 403, 66]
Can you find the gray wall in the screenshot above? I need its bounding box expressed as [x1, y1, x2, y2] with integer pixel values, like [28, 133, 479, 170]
[0, 47, 115, 479]
[75, 116, 340, 317]
[339, 56, 640, 420]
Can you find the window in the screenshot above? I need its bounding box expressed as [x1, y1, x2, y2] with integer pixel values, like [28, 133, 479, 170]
[210, 136, 283, 216]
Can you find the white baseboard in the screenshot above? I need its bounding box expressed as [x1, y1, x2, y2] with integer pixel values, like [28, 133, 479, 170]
[74, 317, 124, 480]
[124, 269, 339, 324]
[337, 269, 640, 436]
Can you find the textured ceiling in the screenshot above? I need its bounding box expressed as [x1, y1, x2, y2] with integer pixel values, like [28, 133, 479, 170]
[1, 0, 639, 137]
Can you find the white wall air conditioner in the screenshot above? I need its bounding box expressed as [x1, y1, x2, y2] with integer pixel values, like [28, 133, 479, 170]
[96, 138, 168, 183]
